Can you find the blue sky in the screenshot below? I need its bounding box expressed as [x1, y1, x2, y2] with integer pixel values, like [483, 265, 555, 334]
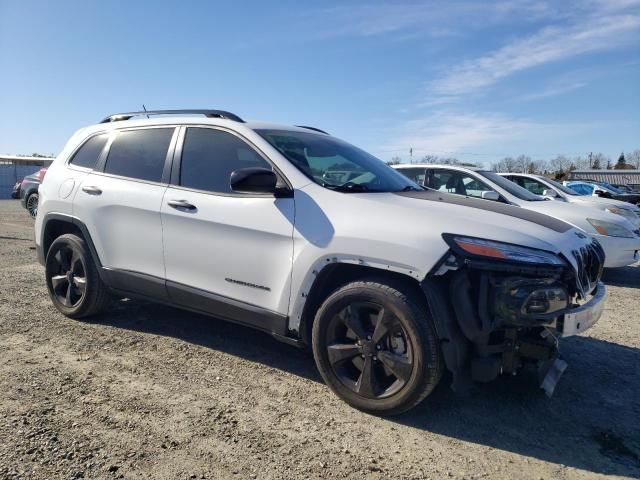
[0, 0, 638, 166]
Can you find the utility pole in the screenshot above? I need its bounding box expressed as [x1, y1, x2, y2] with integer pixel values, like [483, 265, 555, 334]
[589, 152, 593, 169]
[409, 148, 413, 164]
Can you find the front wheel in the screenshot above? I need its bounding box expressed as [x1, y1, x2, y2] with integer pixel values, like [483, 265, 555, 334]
[312, 279, 442, 416]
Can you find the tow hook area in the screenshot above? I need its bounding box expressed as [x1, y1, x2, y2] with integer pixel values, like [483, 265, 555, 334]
[539, 357, 568, 397]
[470, 328, 564, 395]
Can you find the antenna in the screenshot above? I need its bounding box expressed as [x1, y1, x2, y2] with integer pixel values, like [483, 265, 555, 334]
[142, 104, 150, 119]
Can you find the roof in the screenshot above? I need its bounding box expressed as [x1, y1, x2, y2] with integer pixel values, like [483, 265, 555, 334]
[568, 170, 640, 184]
[393, 163, 483, 171]
[79, 116, 329, 139]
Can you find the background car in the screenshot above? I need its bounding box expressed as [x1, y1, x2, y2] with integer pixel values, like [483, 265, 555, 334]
[394, 164, 640, 268]
[501, 173, 640, 229]
[611, 183, 637, 193]
[19, 168, 47, 217]
[564, 180, 640, 205]
[11, 180, 22, 199]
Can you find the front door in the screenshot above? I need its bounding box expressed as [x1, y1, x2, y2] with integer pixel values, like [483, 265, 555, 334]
[161, 126, 294, 317]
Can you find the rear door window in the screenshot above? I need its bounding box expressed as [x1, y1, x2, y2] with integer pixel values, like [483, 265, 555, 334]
[69, 134, 108, 169]
[104, 128, 174, 182]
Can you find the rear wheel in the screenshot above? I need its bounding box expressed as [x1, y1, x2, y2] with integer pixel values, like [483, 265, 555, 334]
[45, 234, 111, 318]
[312, 279, 442, 415]
[26, 192, 38, 218]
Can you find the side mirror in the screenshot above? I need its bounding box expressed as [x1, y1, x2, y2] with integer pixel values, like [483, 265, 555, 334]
[481, 191, 500, 201]
[230, 168, 278, 194]
[543, 189, 557, 198]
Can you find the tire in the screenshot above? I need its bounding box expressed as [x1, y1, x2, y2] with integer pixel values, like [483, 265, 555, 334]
[26, 192, 38, 218]
[312, 278, 442, 416]
[45, 234, 111, 319]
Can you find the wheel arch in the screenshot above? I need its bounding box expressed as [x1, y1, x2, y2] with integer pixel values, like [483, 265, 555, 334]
[294, 262, 427, 346]
[39, 214, 102, 270]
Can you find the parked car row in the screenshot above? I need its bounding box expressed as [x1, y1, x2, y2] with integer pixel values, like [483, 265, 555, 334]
[393, 165, 640, 268]
[563, 180, 640, 205]
[34, 110, 614, 414]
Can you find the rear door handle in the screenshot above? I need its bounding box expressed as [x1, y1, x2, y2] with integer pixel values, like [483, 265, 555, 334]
[167, 199, 197, 211]
[81, 185, 102, 195]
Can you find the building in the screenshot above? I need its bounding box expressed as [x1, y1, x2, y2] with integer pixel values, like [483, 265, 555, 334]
[0, 154, 55, 199]
[568, 169, 640, 186]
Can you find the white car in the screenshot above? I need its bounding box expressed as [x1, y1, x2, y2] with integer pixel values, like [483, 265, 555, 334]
[36, 110, 606, 414]
[394, 164, 640, 268]
[499, 173, 640, 229]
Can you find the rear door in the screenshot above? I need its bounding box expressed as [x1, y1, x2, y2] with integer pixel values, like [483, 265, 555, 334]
[160, 126, 294, 316]
[74, 126, 176, 292]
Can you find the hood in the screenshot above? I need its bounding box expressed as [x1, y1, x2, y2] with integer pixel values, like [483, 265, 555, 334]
[297, 184, 597, 282]
[522, 199, 637, 235]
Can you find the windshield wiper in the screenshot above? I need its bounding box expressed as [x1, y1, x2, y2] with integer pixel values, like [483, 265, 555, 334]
[399, 185, 423, 192]
[327, 183, 370, 193]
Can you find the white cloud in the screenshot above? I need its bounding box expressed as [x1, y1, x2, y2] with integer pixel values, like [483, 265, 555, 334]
[518, 81, 587, 101]
[379, 111, 593, 159]
[302, 1, 557, 40]
[429, 12, 640, 99]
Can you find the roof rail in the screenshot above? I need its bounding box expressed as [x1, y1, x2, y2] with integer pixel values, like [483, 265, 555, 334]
[295, 125, 329, 135]
[99, 109, 245, 124]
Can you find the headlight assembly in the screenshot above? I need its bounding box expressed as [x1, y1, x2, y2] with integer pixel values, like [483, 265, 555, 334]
[443, 235, 566, 266]
[587, 218, 635, 238]
[605, 207, 640, 228]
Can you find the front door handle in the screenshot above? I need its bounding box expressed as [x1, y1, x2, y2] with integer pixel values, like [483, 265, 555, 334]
[81, 185, 102, 195]
[167, 199, 197, 211]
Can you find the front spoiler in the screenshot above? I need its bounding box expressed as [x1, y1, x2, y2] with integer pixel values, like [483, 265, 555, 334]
[560, 281, 606, 337]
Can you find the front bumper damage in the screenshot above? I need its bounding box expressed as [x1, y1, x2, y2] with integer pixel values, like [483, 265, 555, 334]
[422, 250, 606, 396]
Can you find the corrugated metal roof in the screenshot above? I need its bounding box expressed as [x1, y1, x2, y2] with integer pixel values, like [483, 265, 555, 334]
[0, 154, 55, 162]
[568, 170, 640, 184]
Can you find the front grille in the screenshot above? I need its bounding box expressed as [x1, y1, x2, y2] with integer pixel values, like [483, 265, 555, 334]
[572, 239, 605, 299]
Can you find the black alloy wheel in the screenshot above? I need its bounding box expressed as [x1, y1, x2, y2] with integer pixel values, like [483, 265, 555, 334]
[312, 279, 442, 415]
[45, 234, 111, 318]
[49, 245, 87, 308]
[325, 301, 414, 399]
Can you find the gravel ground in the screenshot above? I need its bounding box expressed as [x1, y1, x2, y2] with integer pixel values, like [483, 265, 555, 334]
[0, 199, 638, 480]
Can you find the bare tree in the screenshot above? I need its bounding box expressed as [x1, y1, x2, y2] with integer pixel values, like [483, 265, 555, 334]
[421, 155, 440, 164]
[491, 156, 519, 172]
[548, 155, 572, 176]
[572, 156, 589, 170]
[386, 156, 402, 166]
[624, 150, 640, 169]
[590, 152, 609, 170]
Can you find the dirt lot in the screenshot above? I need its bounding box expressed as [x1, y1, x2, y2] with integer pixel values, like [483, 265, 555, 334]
[0, 199, 639, 480]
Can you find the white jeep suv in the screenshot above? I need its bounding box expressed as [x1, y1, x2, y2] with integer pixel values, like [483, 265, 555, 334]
[36, 110, 606, 415]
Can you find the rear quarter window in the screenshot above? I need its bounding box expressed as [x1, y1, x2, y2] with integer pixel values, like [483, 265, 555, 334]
[69, 134, 108, 169]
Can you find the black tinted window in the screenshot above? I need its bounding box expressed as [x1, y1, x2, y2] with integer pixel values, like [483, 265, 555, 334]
[180, 128, 271, 193]
[104, 128, 174, 182]
[70, 134, 108, 169]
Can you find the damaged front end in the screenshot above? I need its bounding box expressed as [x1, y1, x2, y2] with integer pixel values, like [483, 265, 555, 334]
[423, 234, 606, 396]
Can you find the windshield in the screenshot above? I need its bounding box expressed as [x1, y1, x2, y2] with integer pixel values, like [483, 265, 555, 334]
[597, 182, 624, 194]
[478, 171, 546, 201]
[256, 129, 421, 193]
[545, 177, 580, 196]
